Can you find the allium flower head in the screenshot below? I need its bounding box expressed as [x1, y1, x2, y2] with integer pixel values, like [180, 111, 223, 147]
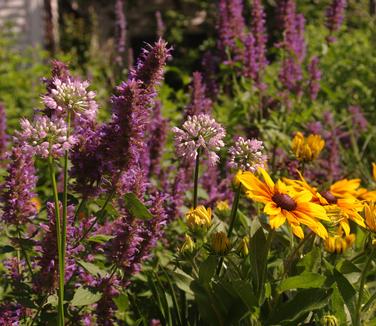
[228, 136, 266, 172]
[43, 77, 98, 121]
[17, 116, 76, 158]
[173, 114, 226, 166]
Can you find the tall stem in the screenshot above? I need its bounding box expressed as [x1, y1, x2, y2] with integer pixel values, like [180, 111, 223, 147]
[48, 156, 65, 325]
[193, 149, 201, 209]
[61, 111, 71, 290]
[355, 245, 375, 326]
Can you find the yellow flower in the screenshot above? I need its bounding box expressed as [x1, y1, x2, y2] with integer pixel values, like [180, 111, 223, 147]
[285, 172, 365, 235]
[373, 163, 376, 181]
[237, 236, 249, 256]
[291, 132, 325, 162]
[233, 170, 244, 186]
[216, 200, 230, 212]
[356, 188, 376, 202]
[320, 315, 339, 326]
[238, 168, 329, 239]
[31, 197, 42, 213]
[365, 202, 376, 233]
[186, 205, 212, 229]
[324, 228, 355, 254]
[180, 234, 195, 254]
[211, 231, 231, 254]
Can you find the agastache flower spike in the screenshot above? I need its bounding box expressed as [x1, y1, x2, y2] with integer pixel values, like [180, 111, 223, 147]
[1, 145, 37, 225]
[115, 0, 127, 65]
[228, 136, 267, 172]
[0, 103, 7, 160]
[173, 114, 226, 166]
[308, 56, 321, 100]
[326, 0, 346, 42]
[251, 0, 268, 71]
[185, 72, 213, 117]
[17, 116, 76, 159]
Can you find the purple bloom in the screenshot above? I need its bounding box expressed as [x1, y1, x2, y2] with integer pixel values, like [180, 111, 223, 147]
[115, 0, 127, 65]
[217, 0, 246, 57]
[228, 136, 267, 172]
[17, 116, 76, 159]
[251, 0, 268, 71]
[201, 51, 219, 99]
[0, 103, 7, 160]
[308, 56, 321, 100]
[155, 11, 165, 37]
[0, 302, 25, 325]
[349, 106, 367, 132]
[243, 33, 258, 80]
[1, 145, 37, 225]
[43, 60, 70, 92]
[326, 0, 346, 42]
[185, 72, 213, 117]
[278, 0, 306, 93]
[173, 114, 226, 166]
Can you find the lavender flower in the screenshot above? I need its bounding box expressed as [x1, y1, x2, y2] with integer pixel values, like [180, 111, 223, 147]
[217, 0, 246, 54]
[43, 77, 98, 122]
[228, 136, 266, 172]
[243, 33, 258, 80]
[155, 11, 165, 37]
[17, 116, 76, 159]
[0, 103, 7, 160]
[185, 72, 213, 117]
[326, 0, 346, 42]
[349, 106, 367, 132]
[1, 145, 37, 225]
[173, 114, 226, 166]
[251, 0, 268, 71]
[308, 56, 321, 100]
[115, 0, 127, 65]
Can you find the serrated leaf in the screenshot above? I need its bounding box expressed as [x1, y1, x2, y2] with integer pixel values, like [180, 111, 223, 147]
[278, 272, 326, 292]
[71, 287, 102, 307]
[124, 193, 153, 220]
[77, 260, 107, 277]
[87, 234, 115, 244]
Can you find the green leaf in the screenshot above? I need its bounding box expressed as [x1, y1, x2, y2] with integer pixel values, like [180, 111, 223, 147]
[124, 193, 153, 220]
[332, 268, 356, 322]
[278, 272, 327, 292]
[0, 245, 15, 254]
[71, 287, 102, 307]
[297, 246, 321, 273]
[77, 260, 107, 278]
[87, 234, 115, 244]
[268, 288, 333, 325]
[168, 268, 194, 295]
[199, 255, 218, 284]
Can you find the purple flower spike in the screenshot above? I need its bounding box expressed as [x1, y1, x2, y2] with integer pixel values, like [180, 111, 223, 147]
[326, 0, 346, 42]
[308, 56, 321, 100]
[115, 0, 127, 65]
[185, 72, 213, 117]
[251, 0, 268, 71]
[0, 103, 7, 160]
[1, 145, 37, 225]
[243, 33, 258, 80]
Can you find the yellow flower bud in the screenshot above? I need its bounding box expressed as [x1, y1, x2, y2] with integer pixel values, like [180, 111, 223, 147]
[237, 236, 249, 256]
[373, 163, 376, 182]
[324, 233, 355, 254]
[186, 206, 212, 230]
[320, 315, 339, 326]
[216, 200, 230, 212]
[211, 231, 230, 255]
[365, 202, 376, 233]
[291, 132, 325, 162]
[180, 234, 195, 254]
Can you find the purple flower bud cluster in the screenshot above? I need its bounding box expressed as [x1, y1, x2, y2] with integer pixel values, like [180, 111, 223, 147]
[217, 0, 246, 56]
[307, 56, 321, 100]
[115, 0, 127, 65]
[0, 302, 25, 325]
[173, 114, 226, 166]
[1, 145, 37, 225]
[278, 0, 306, 94]
[250, 0, 268, 72]
[0, 103, 7, 160]
[17, 116, 76, 159]
[326, 0, 346, 42]
[185, 72, 213, 117]
[243, 34, 258, 80]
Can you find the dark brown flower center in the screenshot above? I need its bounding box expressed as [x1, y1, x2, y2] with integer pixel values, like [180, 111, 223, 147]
[320, 191, 338, 204]
[272, 193, 297, 211]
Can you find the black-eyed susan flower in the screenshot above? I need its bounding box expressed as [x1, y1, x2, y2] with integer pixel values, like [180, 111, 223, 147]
[211, 231, 231, 255]
[291, 132, 325, 162]
[238, 168, 329, 239]
[373, 163, 376, 181]
[186, 205, 212, 230]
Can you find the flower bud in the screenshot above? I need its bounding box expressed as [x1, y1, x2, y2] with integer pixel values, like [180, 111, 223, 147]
[291, 132, 325, 162]
[180, 234, 195, 255]
[216, 201, 230, 212]
[320, 315, 339, 326]
[186, 206, 212, 230]
[237, 236, 249, 256]
[211, 231, 230, 255]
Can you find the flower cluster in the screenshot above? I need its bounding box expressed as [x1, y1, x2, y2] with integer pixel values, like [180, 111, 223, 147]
[228, 136, 266, 172]
[17, 116, 76, 158]
[173, 114, 226, 166]
[326, 0, 347, 42]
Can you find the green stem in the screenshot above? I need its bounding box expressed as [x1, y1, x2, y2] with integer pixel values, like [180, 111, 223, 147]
[258, 229, 274, 303]
[74, 198, 86, 222]
[216, 184, 242, 276]
[61, 112, 71, 291]
[193, 149, 200, 209]
[17, 229, 34, 278]
[48, 156, 64, 325]
[355, 246, 375, 326]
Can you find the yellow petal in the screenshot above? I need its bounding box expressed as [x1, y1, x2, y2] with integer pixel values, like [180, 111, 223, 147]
[264, 202, 281, 215]
[269, 213, 286, 229]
